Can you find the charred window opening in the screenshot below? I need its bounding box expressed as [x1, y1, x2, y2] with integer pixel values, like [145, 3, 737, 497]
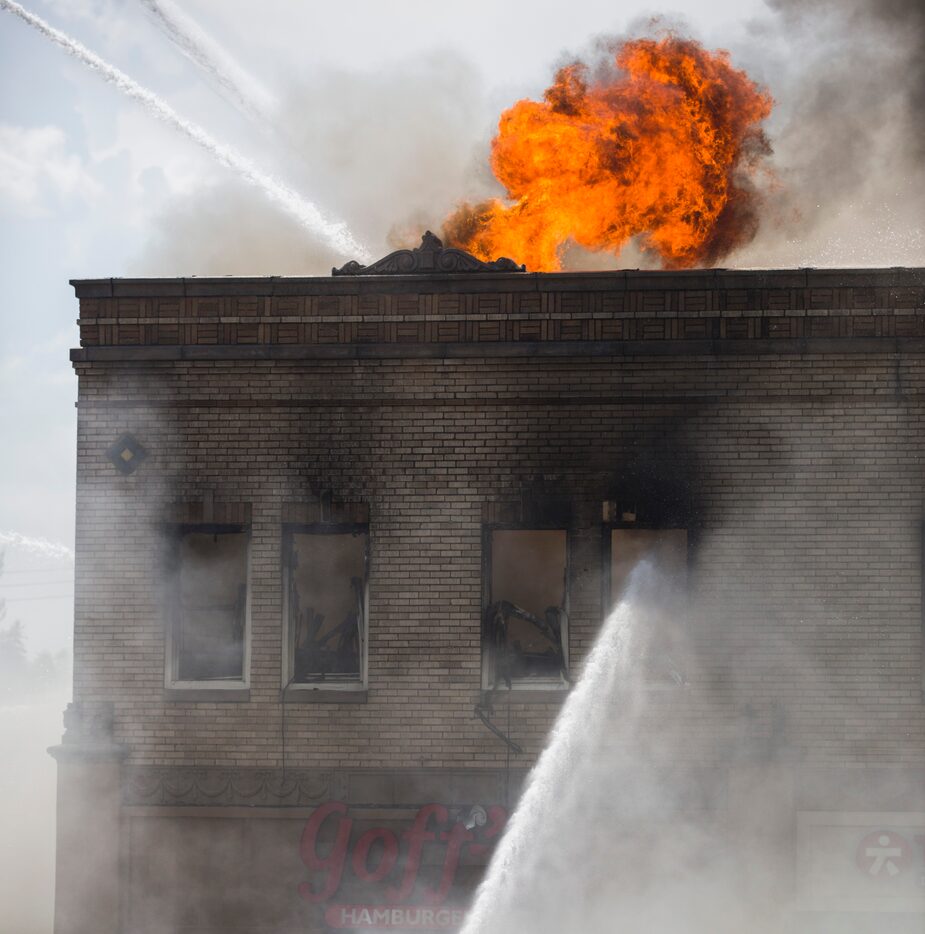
[608, 525, 687, 684]
[285, 525, 368, 685]
[483, 529, 568, 690]
[610, 528, 688, 602]
[170, 527, 249, 683]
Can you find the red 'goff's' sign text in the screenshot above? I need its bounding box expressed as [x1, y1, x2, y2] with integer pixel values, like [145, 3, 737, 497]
[298, 801, 507, 927]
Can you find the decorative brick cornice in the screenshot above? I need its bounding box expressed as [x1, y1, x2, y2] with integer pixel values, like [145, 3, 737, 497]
[70, 267, 925, 299]
[71, 268, 925, 353]
[123, 766, 523, 808]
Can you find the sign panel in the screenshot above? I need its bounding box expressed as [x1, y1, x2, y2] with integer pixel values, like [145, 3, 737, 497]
[125, 800, 507, 932]
[298, 802, 508, 930]
[796, 811, 925, 913]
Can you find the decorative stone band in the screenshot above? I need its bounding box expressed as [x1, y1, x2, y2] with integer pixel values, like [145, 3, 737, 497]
[332, 231, 525, 277]
[49, 743, 129, 764]
[70, 280, 925, 351]
[123, 766, 528, 809]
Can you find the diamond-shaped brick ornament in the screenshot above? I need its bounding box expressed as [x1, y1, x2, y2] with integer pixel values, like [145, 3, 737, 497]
[107, 433, 147, 475]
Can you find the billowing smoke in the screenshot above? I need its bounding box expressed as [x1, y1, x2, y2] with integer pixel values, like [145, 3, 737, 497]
[130, 1, 924, 273]
[733, 0, 925, 266]
[6, 0, 919, 272]
[768, 0, 923, 162]
[134, 54, 491, 276]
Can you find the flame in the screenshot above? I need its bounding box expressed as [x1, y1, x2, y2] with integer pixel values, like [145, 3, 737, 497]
[442, 36, 773, 271]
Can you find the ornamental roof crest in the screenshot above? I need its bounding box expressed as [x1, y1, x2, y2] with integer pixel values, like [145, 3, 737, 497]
[332, 231, 526, 276]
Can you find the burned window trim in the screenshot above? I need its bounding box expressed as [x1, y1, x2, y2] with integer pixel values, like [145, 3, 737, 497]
[481, 523, 570, 693]
[164, 522, 252, 695]
[281, 521, 369, 694]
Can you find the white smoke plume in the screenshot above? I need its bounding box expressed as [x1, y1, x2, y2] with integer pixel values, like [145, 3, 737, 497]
[0, 531, 74, 563]
[138, 0, 277, 123]
[0, 0, 370, 263]
[133, 53, 491, 276]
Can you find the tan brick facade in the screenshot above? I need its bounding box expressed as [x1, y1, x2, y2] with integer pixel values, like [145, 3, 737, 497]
[56, 267, 925, 933]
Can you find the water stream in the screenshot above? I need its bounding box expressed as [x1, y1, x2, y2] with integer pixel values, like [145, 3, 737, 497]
[460, 562, 766, 934]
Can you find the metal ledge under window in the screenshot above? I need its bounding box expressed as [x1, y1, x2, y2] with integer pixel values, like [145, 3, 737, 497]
[282, 686, 368, 705]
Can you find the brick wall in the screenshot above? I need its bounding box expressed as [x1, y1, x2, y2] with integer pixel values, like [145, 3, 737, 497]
[69, 268, 925, 775]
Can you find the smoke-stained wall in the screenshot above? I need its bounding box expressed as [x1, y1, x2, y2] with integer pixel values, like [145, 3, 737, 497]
[60, 266, 925, 933]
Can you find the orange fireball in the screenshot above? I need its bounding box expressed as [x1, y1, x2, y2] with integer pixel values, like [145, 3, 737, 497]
[443, 36, 773, 270]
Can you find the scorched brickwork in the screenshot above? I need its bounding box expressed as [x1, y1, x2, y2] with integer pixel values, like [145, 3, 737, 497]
[54, 266, 925, 934]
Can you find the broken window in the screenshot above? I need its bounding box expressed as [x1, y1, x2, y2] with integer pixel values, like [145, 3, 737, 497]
[609, 527, 687, 684]
[170, 527, 249, 684]
[285, 526, 368, 685]
[483, 529, 568, 690]
[610, 528, 687, 602]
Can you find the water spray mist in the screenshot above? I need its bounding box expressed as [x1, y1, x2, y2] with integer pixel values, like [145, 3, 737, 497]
[0, 531, 74, 563]
[138, 0, 277, 123]
[461, 563, 662, 934]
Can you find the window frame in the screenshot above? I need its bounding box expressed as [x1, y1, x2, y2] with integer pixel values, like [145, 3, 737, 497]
[602, 519, 691, 689]
[601, 520, 691, 616]
[281, 521, 370, 696]
[480, 523, 571, 693]
[164, 522, 252, 695]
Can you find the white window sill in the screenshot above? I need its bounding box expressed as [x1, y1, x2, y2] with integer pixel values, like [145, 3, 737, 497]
[282, 684, 368, 704]
[480, 685, 569, 705]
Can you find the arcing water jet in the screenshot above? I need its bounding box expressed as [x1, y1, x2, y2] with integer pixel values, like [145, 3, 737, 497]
[138, 0, 278, 124]
[0, 531, 74, 563]
[460, 562, 766, 934]
[0, 0, 370, 263]
[460, 563, 656, 934]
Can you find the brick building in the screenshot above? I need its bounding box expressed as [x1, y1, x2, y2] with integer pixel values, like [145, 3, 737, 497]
[53, 238, 925, 933]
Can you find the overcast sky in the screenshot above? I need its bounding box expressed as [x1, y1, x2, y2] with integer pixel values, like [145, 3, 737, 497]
[1, 0, 922, 658]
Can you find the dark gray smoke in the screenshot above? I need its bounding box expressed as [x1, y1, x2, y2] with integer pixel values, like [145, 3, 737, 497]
[733, 0, 924, 266]
[769, 0, 924, 160]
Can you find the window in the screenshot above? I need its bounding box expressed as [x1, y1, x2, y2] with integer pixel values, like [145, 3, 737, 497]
[482, 528, 569, 690]
[607, 525, 687, 684]
[283, 525, 368, 690]
[167, 526, 249, 688]
[609, 527, 688, 603]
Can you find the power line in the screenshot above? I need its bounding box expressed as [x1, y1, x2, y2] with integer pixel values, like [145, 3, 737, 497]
[2, 594, 74, 603]
[0, 581, 75, 589]
[2, 568, 76, 575]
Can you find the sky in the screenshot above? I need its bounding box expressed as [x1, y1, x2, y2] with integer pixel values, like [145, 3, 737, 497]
[1, 0, 923, 660]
